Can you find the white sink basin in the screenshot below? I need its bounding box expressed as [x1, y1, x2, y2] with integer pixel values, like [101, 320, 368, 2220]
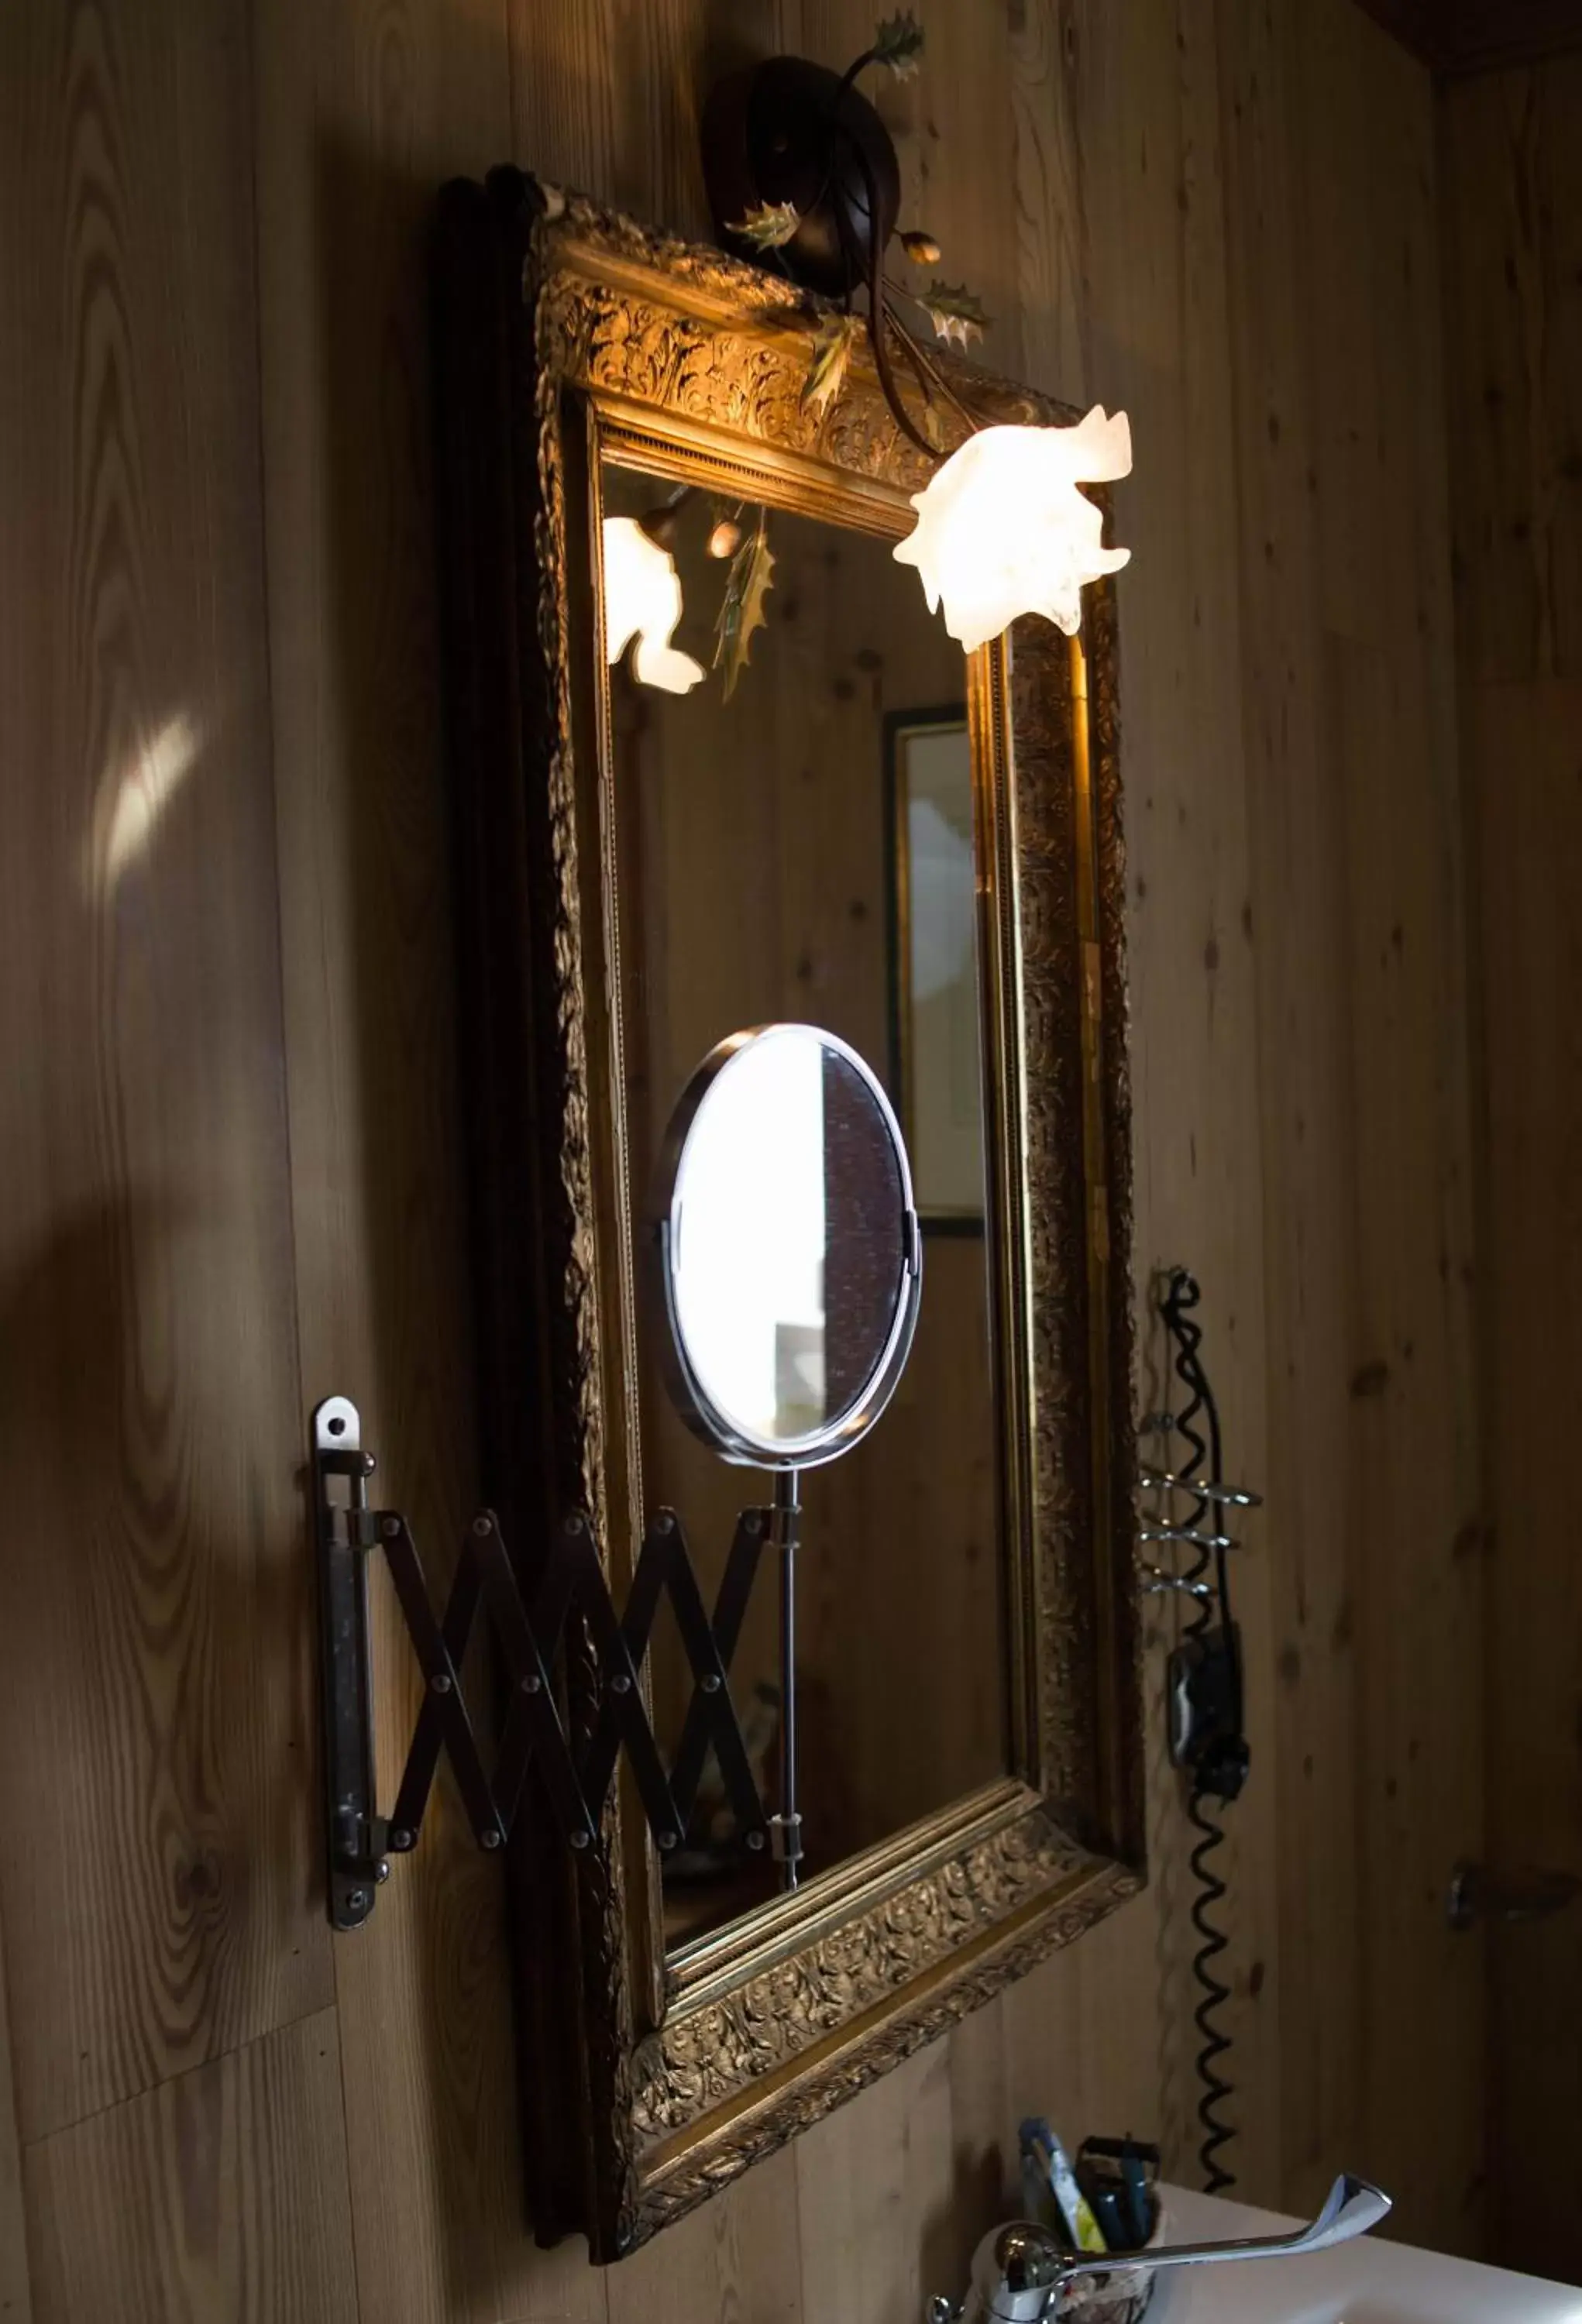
[1148, 2186, 1582, 2323]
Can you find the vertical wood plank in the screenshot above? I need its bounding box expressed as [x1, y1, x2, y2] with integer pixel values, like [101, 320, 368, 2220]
[1077, 0, 1285, 2199]
[0, 0, 1496, 2304]
[1463, 677, 1582, 2279]
[0, 0, 331, 2147]
[25, 2009, 358, 2324]
[1331, 11, 1485, 2255]
[1011, 0, 1088, 404]
[506, 0, 713, 239]
[249, 0, 606, 2315]
[609, 2142, 803, 2324]
[1440, 60, 1582, 683]
[1217, 0, 1366, 2217]
[0, 1889, 30, 2322]
[1444, 52, 1582, 2282]
[796, 2040, 955, 2324]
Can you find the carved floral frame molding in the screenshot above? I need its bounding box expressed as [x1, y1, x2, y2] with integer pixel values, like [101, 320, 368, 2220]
[433, 169, 1143, 2260]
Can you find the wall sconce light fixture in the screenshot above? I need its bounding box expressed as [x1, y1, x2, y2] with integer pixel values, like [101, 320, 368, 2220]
[894, 411, 1133, 650]
[700, 16, 1133, 650]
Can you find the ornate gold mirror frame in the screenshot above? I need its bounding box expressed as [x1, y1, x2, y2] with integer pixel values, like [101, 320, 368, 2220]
[433, 167, 1142, 2260]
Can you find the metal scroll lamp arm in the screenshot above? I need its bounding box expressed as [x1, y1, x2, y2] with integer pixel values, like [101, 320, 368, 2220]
[953, 2173, 1391, 2319]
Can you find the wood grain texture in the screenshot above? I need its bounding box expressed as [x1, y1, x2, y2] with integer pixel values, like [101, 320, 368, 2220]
[1441, 60, 1582, 682]
[795, 2041, 954, 2324]
[1462, 678, 1582, 2281]
[1216, 0, 1365, 2216]
[25, 2009, 358, 2324]
[1218, 0, 1483, 2247]
[0, 0, 330, 2149]
[1443, 58, 1582, 2281]
[0, 1889, 30, 2322]
[607, 2140, 802, 2324]
[0, 0, 1490, 2308]
[1317, 16, 1484, 2251]
[1072, 0, 1285, 2196]
[248, 0, 592, 2316]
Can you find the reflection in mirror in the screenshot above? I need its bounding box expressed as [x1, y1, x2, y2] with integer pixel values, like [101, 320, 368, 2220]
[888, 713, 984, 1226]
[600, 459, 1008, 1945]
[664, 1025, 914, 1458]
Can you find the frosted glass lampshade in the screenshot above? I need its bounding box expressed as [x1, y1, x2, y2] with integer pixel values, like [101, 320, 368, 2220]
[892, 408, 1133, 651]
[602, 516, 706, 693]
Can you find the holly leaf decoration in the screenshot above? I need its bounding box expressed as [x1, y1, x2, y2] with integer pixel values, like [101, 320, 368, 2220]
[801, 313, 862, 419]
[714, 517, 776, 700]
[727, 199, 801, 250]
[874, 12, 925, 77]
[922, 279, 991, 348]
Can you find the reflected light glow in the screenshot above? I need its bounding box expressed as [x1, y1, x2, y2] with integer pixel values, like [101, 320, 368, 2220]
[672, 1032, 826, 1440]
[603, 516, 706, 693]
[85, 710, 204, 896]
[893, 407, 1133, 651]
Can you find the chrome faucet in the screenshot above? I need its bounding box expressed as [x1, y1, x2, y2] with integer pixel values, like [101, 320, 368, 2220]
[929, 2171, 1391, 2321]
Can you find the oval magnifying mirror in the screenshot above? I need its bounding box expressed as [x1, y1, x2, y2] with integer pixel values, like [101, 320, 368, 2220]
[653, 1023, 923, 1895]
[656, 1023, 922, 1471]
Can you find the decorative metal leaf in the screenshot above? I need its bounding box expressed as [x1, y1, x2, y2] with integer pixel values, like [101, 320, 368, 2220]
[922, 279, 992, 348]
[727, 199, 802, 250]
[714, 518, 776, 700]
[873, 11, 925, 77]
[801, 314, 862, 419]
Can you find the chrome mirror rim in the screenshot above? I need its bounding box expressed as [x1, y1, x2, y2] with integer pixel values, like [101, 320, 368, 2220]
[652, 1021, 923, 1471]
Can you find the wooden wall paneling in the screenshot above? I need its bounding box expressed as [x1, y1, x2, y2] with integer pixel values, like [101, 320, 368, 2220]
[249, 1, 598, 2317]
[1009, 0, 1088, 404]
[1076, 0, 1285, 2199]
[505, 0, 713, 240]
[1216, 0, 1485, 2247]
[1443, 60, 1582, 2281]
[1216, 0, 1368, 2219]
[1440, 59, 1582, 680]
[607, 2142, 803, 2324]
[940, 1989, 1014, 2279]
[0, 0, 1495, 2311]
[0, 1891, 29, 2322]
[996, 1899, 1166, 2188]
[796, 2040, 956, 2324]
[1315, 12, 1485, 2254]
[0, 0, 332, 2161]
[24, 2009, 358, 2324]
[1462, 676, 1582, 2279]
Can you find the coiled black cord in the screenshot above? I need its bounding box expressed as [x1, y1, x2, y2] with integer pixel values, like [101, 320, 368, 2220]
[1160, 1269, 1239, 2195]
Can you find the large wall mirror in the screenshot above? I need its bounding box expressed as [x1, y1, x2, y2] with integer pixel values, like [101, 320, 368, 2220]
[601, 459, 1005, 1940]
[435, 170, 1140, 2260]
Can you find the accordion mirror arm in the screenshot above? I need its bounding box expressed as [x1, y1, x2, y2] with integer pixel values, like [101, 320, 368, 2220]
[311, 1395, 775, 1931]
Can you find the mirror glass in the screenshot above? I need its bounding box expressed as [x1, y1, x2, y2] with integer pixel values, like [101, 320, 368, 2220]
[600, 458, 1009, 1944]
[664, 1025, 917, 1460]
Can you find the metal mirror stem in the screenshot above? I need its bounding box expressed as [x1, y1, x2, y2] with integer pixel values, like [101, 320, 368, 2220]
[772, 1467, 803, 1890]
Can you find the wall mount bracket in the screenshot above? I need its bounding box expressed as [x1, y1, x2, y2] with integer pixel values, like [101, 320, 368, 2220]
[312, 1395, 774, 1930]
